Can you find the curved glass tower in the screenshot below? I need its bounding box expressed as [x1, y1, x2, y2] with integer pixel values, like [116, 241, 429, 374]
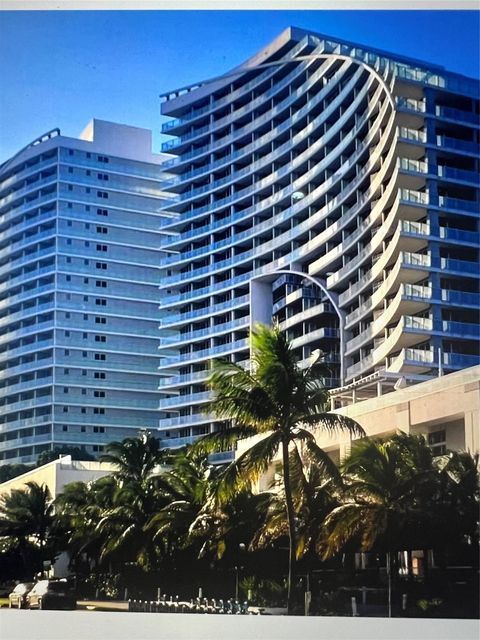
[157, 27, 479, 453]
[0, 120, 169, 464]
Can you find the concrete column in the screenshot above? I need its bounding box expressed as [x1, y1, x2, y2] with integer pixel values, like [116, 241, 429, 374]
[249, 280, 273, 331]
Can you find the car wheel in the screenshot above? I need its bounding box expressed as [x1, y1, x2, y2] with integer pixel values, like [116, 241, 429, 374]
[18, 599, 22, 609]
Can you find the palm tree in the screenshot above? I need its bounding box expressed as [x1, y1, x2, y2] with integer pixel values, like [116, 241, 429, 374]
[0, 481, 54, 549]
[55, 477, 118, 569]
[252, 446, 341, 562]
[100, 430, 167, 487]
[144, 453, 214, 558]
[318, 432, 439, 617]
[191, 323, 364, 613]
[0, 481, 55, 574]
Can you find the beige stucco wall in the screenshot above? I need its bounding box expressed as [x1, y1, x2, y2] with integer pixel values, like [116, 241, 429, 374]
[332, 366, 480, 454]
[0, 456, 116, 499]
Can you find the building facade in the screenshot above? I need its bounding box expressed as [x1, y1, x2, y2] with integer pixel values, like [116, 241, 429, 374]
[0, 120, 170, 464]
[157, 27, 479, 450]
[238, 365, 480, 492]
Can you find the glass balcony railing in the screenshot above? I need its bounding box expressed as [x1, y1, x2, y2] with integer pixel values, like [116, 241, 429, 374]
[400, 220, 430, 235]
[438, 166, 480, 184]
[159, 295, 249, 327]
[440, 257, 479, 274]
[396, 97, 426, 113]
[161, 338, 248, 366]
[161, 36, 312, 136]
[441, 290, 480, 306]
[398, 157, 428, 174]
[399, 188, 429, 205]
[398, 126, 427, 143]
[436, 135, 480, 155]
[443, 353, 480, 368]
[439, 227, 479, 244]
[435, 105, 479, 124]
[438, 196, 479, 213]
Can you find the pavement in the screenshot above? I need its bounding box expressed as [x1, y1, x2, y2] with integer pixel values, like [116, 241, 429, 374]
[0, 610, 479, 640]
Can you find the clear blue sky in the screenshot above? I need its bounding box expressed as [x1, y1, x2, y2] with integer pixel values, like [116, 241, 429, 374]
[1, 10, 479, 163]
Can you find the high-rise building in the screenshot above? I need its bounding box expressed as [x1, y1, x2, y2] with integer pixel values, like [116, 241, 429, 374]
[0, 120, 169, 464]
[157, 27, 479, 454]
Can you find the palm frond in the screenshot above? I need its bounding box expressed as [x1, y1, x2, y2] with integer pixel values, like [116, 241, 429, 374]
[187, 424, 257, 458]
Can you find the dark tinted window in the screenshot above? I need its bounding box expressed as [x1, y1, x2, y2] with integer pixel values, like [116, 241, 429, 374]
[47, 582, 70, 593]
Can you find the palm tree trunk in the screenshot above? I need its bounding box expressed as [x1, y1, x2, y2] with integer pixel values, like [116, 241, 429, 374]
[281, 436, 296, 615]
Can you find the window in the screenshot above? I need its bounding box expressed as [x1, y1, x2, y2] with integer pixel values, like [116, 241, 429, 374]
[94, 391, 105, 398]
[62, 425, 68, 431]
[96, 226, 108, 234]
[64, 368, 69, 375]
[64, 349, 70, 356]
[81, 407, 87, 414]
[68, 203, 73, 209]
[68, 185, 73, 191]
[85, 223, 90, 230]
[93, 445, 105, 452]
[83, 333, 87, 339]
[63, 407, 68, 413]
[94, 353, 106, 361]
[85, 205, 90, 212]
[93, 408, 105, 415]
[428, 430, 447, 456]
[84, 241, 90, 248]
[97, 155, 109, 163]
[94, 426, 106, 433]
[96, 262, 107, 270]
[95, 298, 107, 306]
[96, 244, 108, 252]
[66, 257, 72, 263]
[97, 173, 109, 181]
[82, 369, 87, 376]
[95, 335, 106, 342]
[97, 208, 108, 217]
[84, 259, 89, 266]
[86, 170, 91, 176]
[81, 426, 86, 432]
[65, 330, 70, 337]
[83, 277, 89, 284]
[66, 275, 71, 282]
[86, 187, 91, 194]
[67, 239, 72, 245]
[65, 312, 70, 319]
[95, 316, 106, 324]
[69, 149, 74, 156]
[86, 152, 91, 158]
[67, 220, 72, 227]
[96, 280, 107, 288]
[81, 388, 86, 395]
[68, 167, 73, 174]
[83, 295, 88, 302]
[63, 387, 69, 393]
[97, 191, 108, 199]
[94, 372, 106, 379]
[82, 351, 87, 358]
